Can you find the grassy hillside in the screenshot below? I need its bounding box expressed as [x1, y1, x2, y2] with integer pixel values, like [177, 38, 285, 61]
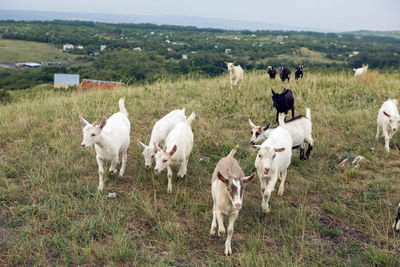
[0, 38, 77, 63]
[258, 47, 346, 66]
[1, 71, 400, 266]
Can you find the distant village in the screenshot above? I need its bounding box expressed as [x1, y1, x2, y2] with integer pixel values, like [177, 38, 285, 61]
[2, 20, 392, 92]
[0, 42, 126, 91]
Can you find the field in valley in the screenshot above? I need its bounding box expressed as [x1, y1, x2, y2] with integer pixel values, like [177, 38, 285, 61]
[1, 71, 400, 266]
[0, 38, 78, 64]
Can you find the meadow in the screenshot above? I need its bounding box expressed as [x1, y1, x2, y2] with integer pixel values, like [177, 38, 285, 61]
[1, 71, 400, 266]
[0, 39, 78, 64]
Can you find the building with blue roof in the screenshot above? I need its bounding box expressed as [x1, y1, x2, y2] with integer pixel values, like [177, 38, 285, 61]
[54, 74, 80, 88]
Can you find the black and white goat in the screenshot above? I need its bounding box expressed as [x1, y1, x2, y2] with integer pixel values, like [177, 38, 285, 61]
[249, 108, 314, 160]
[271, 88, 294, 123]
[393, 203, 400, 231]
[268, 66, 277, 79]
[279, 66, 291, 82]
[295, 65, 304, 80]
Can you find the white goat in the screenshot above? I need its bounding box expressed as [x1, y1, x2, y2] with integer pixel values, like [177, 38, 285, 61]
[138, 108, 186, 169]
[376, 99, 400, 152]
[252, 126, 292, 213]
[249, 108, 314, 160]
[353, 64, 368, 77]
[80, 98, 130, 191]
[225, 62, 244, 89]
[154, 113, 195, 193]
[210, 145, 256, 255]
[393, 202, 400, 231]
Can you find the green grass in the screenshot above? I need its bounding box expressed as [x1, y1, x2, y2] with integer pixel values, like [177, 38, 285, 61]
[262, 47, 346, 65]
[1, 71, 400, 266]
[0, 38, 78, 64]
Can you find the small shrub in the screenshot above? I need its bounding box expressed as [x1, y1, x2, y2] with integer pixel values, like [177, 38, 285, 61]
[0, 89, 12, 104]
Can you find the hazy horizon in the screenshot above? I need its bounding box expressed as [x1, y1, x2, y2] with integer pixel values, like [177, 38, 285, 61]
[0, 0, 399, 32]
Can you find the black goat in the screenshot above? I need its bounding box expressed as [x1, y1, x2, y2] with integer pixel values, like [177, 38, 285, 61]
[295, 64, 304, 80]
[279, 66, 291, 82]
[267, 66, 277, 79]
[271, 88, 294, 123]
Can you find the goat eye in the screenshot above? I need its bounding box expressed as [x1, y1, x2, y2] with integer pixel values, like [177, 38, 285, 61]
[91, 134, 96, 137]
[151, 155, 155, 158]
[162, 159, 168, 163]
[258, 154, 262, 158]
[273, 155, 276, 159]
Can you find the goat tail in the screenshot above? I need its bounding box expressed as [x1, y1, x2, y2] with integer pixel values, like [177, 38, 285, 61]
[119, 98, 128, 117]
[353, 68, 356, 71]
[185, 112, 196, 126]
[306, 108, 311, 121]
[227, 144, 239, 159]
[181, 108, 186, 116]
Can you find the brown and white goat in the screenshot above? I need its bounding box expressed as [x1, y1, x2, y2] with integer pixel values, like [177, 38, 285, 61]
[210, 145, 255, 255]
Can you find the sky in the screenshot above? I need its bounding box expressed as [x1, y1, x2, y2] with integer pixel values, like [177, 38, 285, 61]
[1, 0, 399, 31]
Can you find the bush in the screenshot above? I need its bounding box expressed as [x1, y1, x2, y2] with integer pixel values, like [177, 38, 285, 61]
[0, 90, 12, 104]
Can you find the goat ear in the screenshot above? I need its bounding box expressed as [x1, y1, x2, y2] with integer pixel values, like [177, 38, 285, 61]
[155, 142, 162, 152]
[263, 123, 271, 131]
[79, 115, 89, 126]
[248, 119, 255, 127]
[169, 145, 177, 156]
[274, 147, 285, 152]
[251, 145, 261, 151]
[99, 117, 107, 129]
[271, 88, 275, 95]
[138, 139, 147, 149]
[217, 171, 229, 185]
[383, 111, 391, 118]
[282, 89, 290, 95]
[242, 173, 256, 184]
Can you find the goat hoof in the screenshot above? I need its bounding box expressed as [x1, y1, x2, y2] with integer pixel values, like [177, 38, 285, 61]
[225, 248, 232, 256]
[98, 185, 104, 192]
[218, 229, 225, 237]
[262, 204, 270, 213]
